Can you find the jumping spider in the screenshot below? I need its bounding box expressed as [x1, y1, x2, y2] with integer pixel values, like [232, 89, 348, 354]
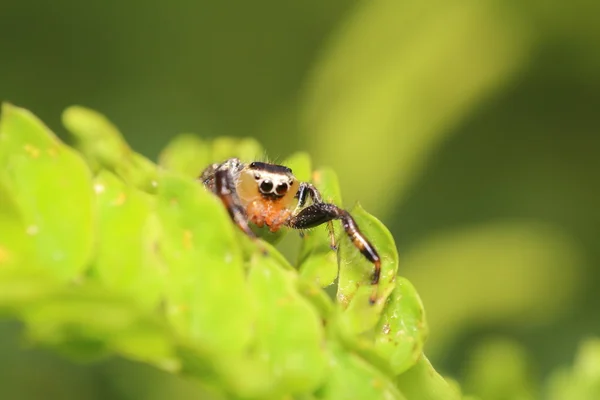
[200, 158, 381, 301]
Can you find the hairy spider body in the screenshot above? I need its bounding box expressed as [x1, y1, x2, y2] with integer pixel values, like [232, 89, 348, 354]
[200, 158, 382, 302]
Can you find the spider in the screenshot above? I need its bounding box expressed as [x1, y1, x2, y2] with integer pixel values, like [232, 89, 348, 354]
[200, 158, 381, 301]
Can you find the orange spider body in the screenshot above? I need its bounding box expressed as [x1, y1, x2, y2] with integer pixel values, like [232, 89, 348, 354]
[235, 164, 299, 232]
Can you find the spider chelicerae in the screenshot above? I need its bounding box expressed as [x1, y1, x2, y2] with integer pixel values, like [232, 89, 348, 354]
[200, 158, 381, 302]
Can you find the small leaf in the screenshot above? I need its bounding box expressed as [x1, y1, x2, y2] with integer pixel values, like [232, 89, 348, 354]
[0, 103, 94, 280]
[156, 173, 254, 357]
[62, 106, 158, 192]
[211, 137, 263, 164]
[337, 204, 398, 334]
[246, 253, 328, 395]
[62, 105, 131, 170]
[396, 355, 462, 400]
[316, 342, 407, 400]
[298, 168, 342, 287]
[0, 181, 31, 269]
[158, 134, 211, 178]
[374, 277, 428, 375]
[92, 170, 164, 311]
[284, 151, 312, 183]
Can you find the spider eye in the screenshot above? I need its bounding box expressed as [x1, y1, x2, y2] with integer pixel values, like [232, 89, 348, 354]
[260, 180, 273, 193]
[275, 183, 289, 196]
[254, 173, 261, 180]
[249, 162, 257, 168]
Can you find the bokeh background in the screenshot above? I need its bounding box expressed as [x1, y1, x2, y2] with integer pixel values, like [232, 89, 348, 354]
[1, 0, 599, 398]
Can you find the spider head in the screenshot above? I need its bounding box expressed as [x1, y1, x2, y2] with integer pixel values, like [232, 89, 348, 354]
[237, 161, 299, 206]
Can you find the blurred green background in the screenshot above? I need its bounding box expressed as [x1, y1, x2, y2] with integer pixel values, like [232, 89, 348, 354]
[1, 0, 599, 398]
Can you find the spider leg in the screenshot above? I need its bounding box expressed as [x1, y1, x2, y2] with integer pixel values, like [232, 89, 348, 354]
[287, 203, 381, 303]
[296, 183, 337, 250]
[294, 182, 323, 214]
[214, 168, 257, 239]
[327, 221, 337, 250]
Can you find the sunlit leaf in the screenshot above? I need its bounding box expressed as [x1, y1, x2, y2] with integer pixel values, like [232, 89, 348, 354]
[92, 170, 164, 311]
[156, 173, 254, 357]
[396, 355, 462, 400]
[158, 134, 211, 178]
[246, 253, 328, 396]
[211, 137, 263, 164]
[63, 106, 158, 193]
[337, 204, 398, 334]
[0, 103, 94, 280]
[374, 277, 428, 375]
[298, 168, 342, 287]
[315, 342, 407, 400]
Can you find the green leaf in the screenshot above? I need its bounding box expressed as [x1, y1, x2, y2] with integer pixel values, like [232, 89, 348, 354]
[156, 173, 254, 357]
[62, 105, 131, 170]
[62, 106, 158, 193]
[22, 284, 176, 368]
[396, 355, 462, 400]
[337, 204, 398, 334]
[284, 151, 312, 183]
[374, 277, 428, 375]
[0, 103, 94, 280]
[158, 134, 211, 178]
[246, 252, 328, 396]
[0, 180, 31, 269]
[211, 137, 263, 164]
[0, 104, 464, 399]
[92, 170, 164, 311]
[316, 342, 407, 400]
[298, 167, 342, 287]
